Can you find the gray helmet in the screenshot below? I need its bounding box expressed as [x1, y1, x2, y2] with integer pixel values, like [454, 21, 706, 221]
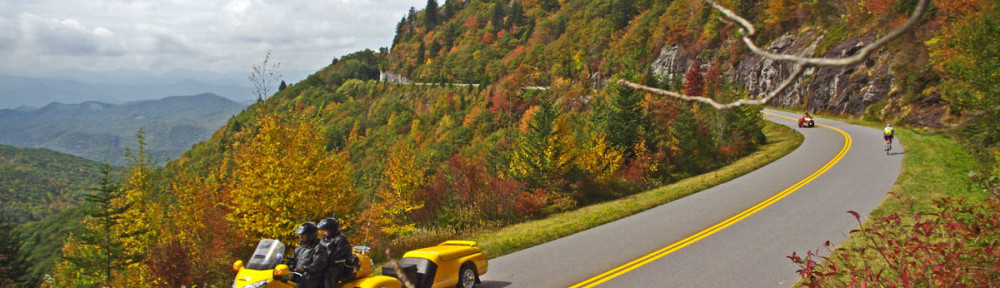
[294, 222, 318, 235]
[317, 218, 340, 233]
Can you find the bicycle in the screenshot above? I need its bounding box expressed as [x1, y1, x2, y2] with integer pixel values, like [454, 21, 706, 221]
[883, 124, 895, 155]
[884, 134, 893, 155]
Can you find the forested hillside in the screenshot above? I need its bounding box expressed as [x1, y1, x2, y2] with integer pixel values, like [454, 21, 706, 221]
[0, 145, 113, 286]
[0, 144, 108, 222]
[27, 0, 1000, 287]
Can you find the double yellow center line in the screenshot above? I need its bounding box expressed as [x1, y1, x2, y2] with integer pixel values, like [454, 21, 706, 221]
[570, 112, 852, 288]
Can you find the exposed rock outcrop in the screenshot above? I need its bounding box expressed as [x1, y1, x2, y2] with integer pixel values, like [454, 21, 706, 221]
[648, 29, 949, 127]
[727, 30, 895, 117]
[380, 70, 411, 83]
[650, 45, 690, 83]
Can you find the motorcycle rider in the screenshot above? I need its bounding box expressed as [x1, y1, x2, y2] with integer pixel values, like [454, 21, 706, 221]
[318, 218, 353, 288]
[292, 222, 328, 288]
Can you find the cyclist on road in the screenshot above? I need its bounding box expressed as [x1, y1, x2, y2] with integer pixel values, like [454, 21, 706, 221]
[883, 123, 895, 151]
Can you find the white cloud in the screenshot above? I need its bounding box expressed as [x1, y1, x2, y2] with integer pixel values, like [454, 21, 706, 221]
[16, 13, 126, 56]
[0, 0, 426, 74]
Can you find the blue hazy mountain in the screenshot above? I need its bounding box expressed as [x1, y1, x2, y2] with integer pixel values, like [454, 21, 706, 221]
[0, 93, 247, 165]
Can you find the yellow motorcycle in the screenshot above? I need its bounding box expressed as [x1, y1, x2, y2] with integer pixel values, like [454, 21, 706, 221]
[232, 239, 401, 288]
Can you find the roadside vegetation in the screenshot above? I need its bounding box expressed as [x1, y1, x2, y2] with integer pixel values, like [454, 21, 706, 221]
[787, 0, 1000, 285]
[390, 121, 801, 257]
[790, 125, 1000, 287]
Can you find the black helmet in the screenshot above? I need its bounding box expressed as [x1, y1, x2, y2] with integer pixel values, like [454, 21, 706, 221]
[317, 218, 340, 233]
[294, 222, 318, 235]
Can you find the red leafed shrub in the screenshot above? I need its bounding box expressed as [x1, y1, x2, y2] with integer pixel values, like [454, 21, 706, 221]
[514, 188, 550, 218]
[790, 194, 1000, 287]
[481, 32, 496, 45]
[145, 240, 194, 286]
[413, 155, 527, 225]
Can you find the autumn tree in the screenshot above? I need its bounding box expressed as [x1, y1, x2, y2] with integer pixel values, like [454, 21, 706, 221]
[227, 110, 357, 246]
[363, 140, 425, 238]
[53, 164, 143, 287]
[510, 98, 574, 190]
[933, 1, 1000, 112]
[109, 129, 163, 286]
[156, 164, 238, 285]
[683, 60, 703, 97]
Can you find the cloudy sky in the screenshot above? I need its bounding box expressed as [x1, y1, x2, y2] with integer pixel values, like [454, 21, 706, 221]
[0, 0, 426, 75]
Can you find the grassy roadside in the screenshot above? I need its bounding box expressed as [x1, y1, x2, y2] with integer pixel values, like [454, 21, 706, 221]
[471, 121, 804, 257]
[776, 110, 994, 286]
[868, 128, 985, 215]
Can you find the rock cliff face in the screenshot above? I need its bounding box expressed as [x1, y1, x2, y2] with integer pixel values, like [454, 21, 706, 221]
[650, 30, 949, 127]
[380, 70, 411, 83]
[650, 45, 690, 82]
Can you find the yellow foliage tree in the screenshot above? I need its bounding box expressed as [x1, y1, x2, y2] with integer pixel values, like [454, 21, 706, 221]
[362, 140, 425, 238]
[575, 133, 624, 182]
[50, 236, 104, 287]
[111, 129, 162, 286]
[228, 111, 358, 245]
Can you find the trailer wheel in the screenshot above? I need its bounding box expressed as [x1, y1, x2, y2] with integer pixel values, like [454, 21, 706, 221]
[458, 264, 476, 288]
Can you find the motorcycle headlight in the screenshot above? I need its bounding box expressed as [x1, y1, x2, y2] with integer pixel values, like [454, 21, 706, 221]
[244, 280, 269, 288]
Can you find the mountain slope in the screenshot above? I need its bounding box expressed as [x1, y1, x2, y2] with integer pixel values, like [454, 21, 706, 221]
[0, 93, 247, 165]
[0, 144, 107, 286]
[0, 144, 108, 222]
[385, 0, 969, 127]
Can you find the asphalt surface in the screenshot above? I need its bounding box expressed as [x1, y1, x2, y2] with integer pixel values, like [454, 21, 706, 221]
[477, 109, 903, 288]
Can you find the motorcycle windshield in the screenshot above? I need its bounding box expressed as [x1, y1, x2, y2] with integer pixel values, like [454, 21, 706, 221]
[246, 239, 286, 270]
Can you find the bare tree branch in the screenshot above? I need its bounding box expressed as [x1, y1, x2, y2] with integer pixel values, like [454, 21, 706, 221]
[621, 0, 930, 109]
[385, 249, 417, 288]
[249, 50, 282, 102]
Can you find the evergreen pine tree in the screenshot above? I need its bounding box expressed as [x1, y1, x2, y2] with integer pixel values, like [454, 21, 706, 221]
[443, 0, 456, 19]
[63, 164, 143, 284]
[601, 81, 646, 159]
[416, 41, 426, 65]
[610, 0, 636, 30]
[492, 0, 507, 31]
[425, 0, 439, 30]
[512, 98, 568, 188]
[538, 0, 560, 11]
[509, 0, 526, 29]
[0, 207, 29, 287]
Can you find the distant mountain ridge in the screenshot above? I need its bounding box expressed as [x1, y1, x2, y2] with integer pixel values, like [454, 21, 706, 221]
[0, 69, 317, 109]
[0, 93, 247, 165]
[0, 73, 255, 109]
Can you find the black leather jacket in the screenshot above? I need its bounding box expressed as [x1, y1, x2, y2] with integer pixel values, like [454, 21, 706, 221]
[320, 233, 352, 287]
[292, 241, 328, 288]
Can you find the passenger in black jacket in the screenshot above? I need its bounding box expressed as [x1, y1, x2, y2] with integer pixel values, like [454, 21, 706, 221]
[318, 218, 352, 288]
[292, 222, 328, 288]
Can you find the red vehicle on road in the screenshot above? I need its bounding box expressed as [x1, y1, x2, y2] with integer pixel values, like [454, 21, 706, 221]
[798, 114, 815, 128]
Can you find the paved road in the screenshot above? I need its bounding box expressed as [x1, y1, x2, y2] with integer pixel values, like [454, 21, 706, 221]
[477, 109, 903, 288]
